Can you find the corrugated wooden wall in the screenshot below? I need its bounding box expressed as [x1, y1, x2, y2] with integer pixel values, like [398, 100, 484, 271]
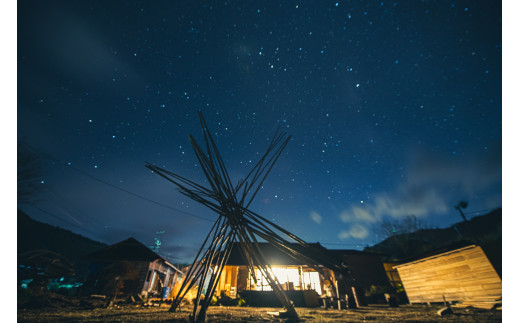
[395, 245, 501, 304]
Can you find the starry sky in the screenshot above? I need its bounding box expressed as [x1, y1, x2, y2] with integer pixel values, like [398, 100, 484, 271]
[17, 0, 502, 264]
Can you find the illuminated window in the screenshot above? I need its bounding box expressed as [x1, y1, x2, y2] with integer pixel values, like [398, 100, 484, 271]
[248, 266, 321, 294]
[302, 271, 321, 294]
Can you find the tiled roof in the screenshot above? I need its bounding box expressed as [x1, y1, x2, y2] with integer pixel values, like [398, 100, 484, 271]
[223, 242, 329, 266]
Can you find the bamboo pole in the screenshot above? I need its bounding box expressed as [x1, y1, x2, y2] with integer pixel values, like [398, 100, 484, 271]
[146, 112, 356, 321]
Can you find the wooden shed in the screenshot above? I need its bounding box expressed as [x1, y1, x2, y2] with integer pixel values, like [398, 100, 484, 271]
[394, 244, 501, 308]
[82, 237, 182, 300]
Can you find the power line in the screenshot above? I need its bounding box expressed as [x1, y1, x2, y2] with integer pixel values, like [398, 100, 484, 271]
[465, 208, 498, 216]
[319, 242, 370, 247]
[27, 204, 106, 241]
[47, 188, 108, 232]
[21, 142, 214, 223]
[65, 164, 214, 222]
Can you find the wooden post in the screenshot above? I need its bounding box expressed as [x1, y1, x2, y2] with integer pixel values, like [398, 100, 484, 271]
[334, 279, 341, 309]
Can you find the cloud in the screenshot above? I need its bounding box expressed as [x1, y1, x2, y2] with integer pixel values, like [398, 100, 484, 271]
[339, 207, 378, 223]
[407, 145, 501, 198]
[338, 224, 369, 240]
[339, 188, 448, 227]
[337, 143, 501, 238]
[309, 211, 322, 224]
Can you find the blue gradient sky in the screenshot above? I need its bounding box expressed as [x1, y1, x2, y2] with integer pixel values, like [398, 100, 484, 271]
[17, 0, 501, 263]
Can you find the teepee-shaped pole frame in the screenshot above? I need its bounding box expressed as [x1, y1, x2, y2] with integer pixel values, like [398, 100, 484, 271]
[146, 112, 354, 322]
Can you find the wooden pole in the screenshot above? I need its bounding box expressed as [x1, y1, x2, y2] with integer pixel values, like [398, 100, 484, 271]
[146, 112, 356, 321]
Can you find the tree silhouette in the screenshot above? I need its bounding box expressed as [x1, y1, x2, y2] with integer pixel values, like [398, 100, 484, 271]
[378, 215, 430, 239]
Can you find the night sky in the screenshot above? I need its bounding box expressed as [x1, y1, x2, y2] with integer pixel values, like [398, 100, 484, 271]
[17, 0, 502, 264]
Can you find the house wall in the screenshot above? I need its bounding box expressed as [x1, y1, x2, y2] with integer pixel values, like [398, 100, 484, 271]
[142, 259, 179, 298]
[395, 245, 502, 304]
[214, 265, 326, 297]
[133, 261, 153, 293]
[216, 265, 238, 297]
[213, 265, 325, 307]
[341, 254, 389, 289]
[82, 260, 150, 296]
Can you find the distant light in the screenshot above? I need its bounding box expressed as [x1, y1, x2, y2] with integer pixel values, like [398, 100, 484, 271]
[20, 279, 33, 289]
[41, 180, 45, 184]
[360, 200, 364, 204]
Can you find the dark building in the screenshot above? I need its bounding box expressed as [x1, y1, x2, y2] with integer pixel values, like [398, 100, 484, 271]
[82, 237, 181, 299]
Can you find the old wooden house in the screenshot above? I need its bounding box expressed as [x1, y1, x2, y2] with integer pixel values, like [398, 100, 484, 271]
[211, 242, 389, 307]
[394, 243, 501, 308]
[82, 237, 182, 299]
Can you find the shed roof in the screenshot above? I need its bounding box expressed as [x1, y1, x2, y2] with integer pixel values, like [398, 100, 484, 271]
[394, 240, 475, 265]
[394, 243, 478, 269]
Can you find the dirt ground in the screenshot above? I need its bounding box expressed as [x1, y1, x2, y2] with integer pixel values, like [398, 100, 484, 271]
[18, 304, 502, 322]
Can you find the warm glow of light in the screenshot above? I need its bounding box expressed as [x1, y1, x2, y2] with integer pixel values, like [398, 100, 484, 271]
[250, 266, 321, 294]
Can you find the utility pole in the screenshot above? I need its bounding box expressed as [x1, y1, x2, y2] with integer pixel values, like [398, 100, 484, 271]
[454, 201, 478, 244]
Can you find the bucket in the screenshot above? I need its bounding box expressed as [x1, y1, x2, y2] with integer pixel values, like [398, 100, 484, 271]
[162, 287, 171, 299]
